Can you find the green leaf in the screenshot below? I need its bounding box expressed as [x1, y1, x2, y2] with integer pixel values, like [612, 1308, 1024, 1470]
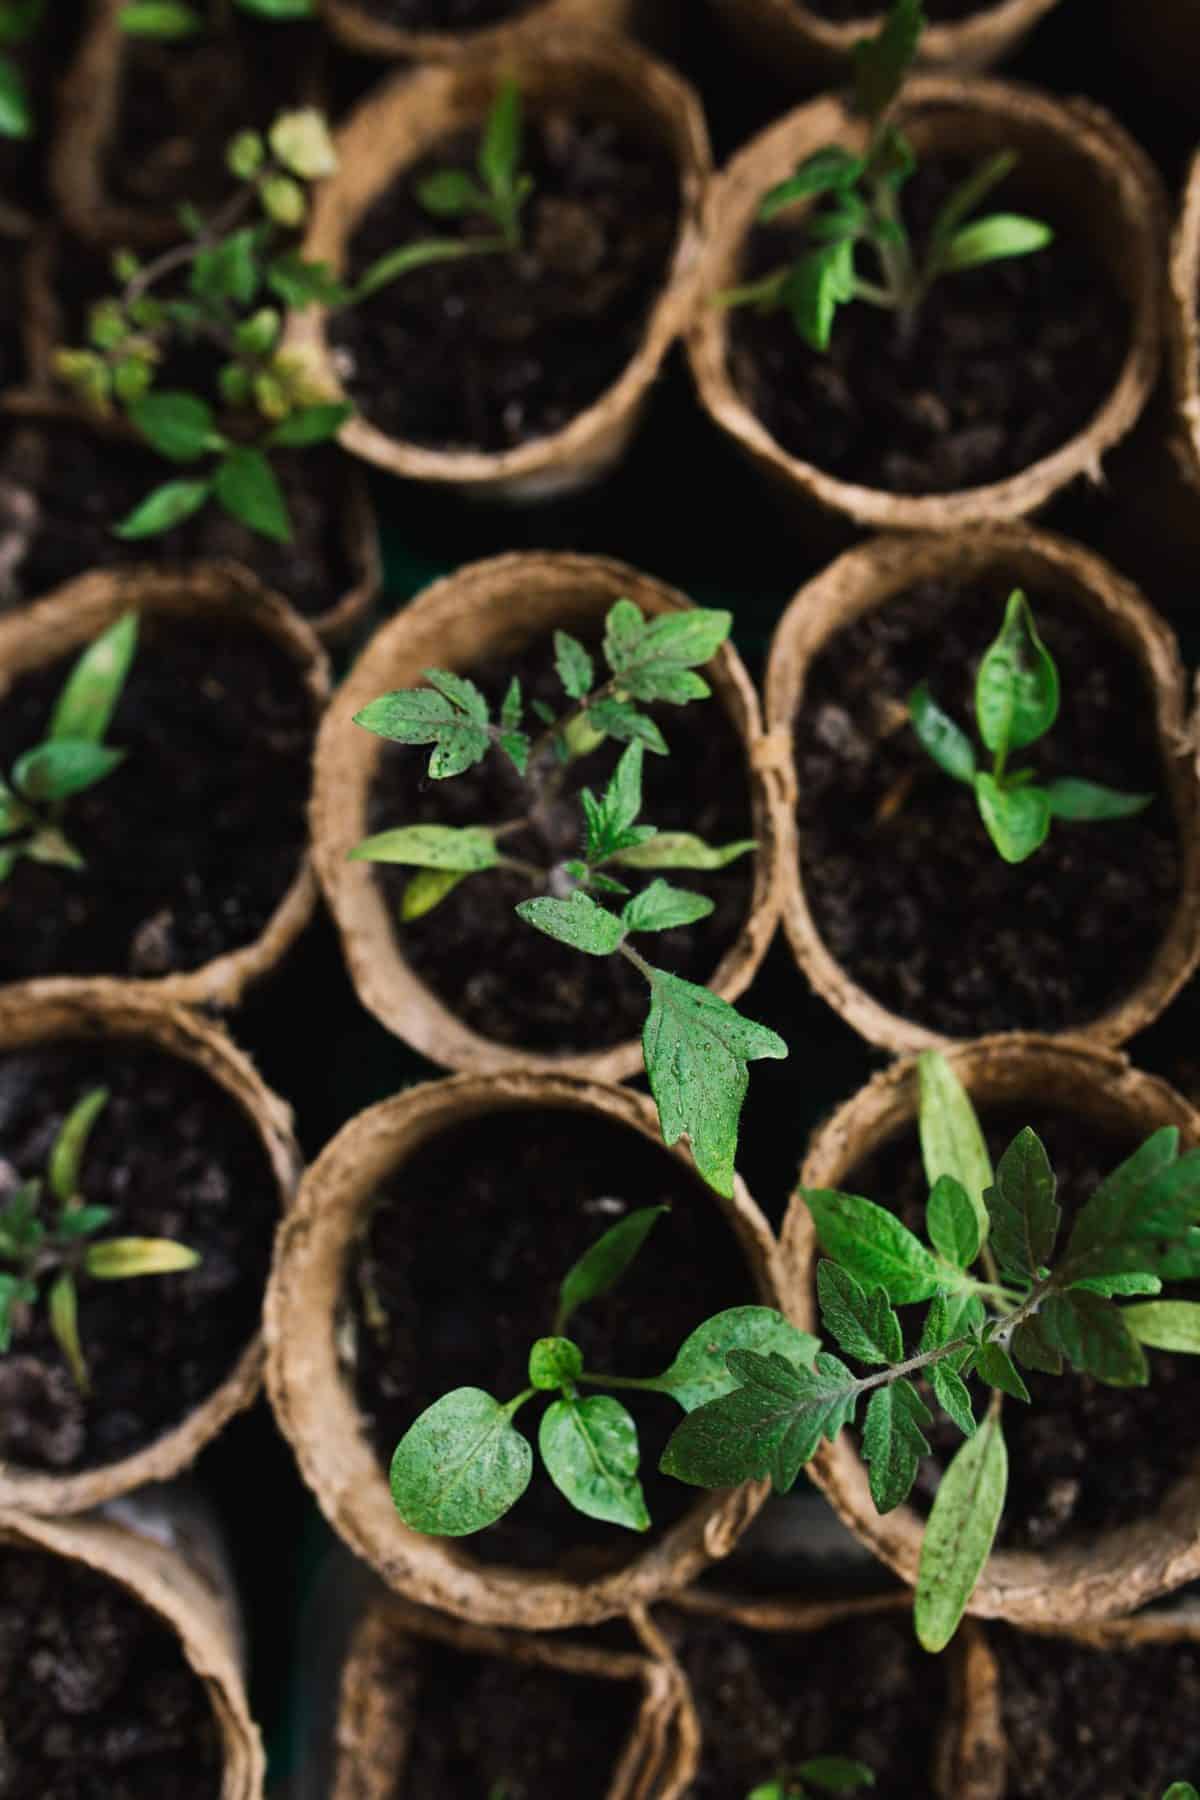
[1042, 777, 1152, 822]
[942, 213, 1054, 273]
[14, 741, 123, 804]
[585, 698, 668, 756]
[920, 1289, 984, 1361]
[50, 614, 138, 748]
[55, 1205, 114, 1241]
[1040, 1291, 1149, 1388]
[267, 252, 349, 308]
[862, 1378, 932, 1513]
[915, 1411, 1007, 1653]
[501, 678, 522, 732]
[214, 448, 291, 544]
[758, 148, 866, 218]
[352, 238, 484, 303]
[49, 1271, 89, 1393]
[389, 1388, 532, 1536]
[115, 479, 212, 540]
[613, 832, 755, 871]
[974, 1341, 1030, 1403]
[783, 240, 855, 353]
[654, 1306, 820, 1413]
[1073, 1270, 1162, 1298]
[918, 1050, 994, 1241]
[418, 168, 489, 217]
[926, 1175, 981, 1269]
[479, 76, 522, 202]
[1011, 1315, 1062, 1376]
[516, 891, 625, 957]
[604, 607, 730, 704]
[660, 1348, 859, 1493]
[931, 1361, 976, 1437]
[622, 880, 713, 935]
[1123, 1301, 1200, 1355]
[399, 868, 466, 921]
[983, 1127, 1059, 1283]
[974, 772, 1051, 864]
[48, 1087, 109, 1205]
[556, 1205, 667, 1332]
[1163, 1784, 1200, 1798]
[227, 129, 264, 180]
[926, 149, 1018, 269]
[909, 683, 976, 785]
[84, 1237, 200, 1278]
[353, 680, 492, 781]
[234, 0, 314, 15]
[853, 0, 923, 121]
[539, 1395, 649, 1531]
[0, 51, 29, 137]
[816, 1261, 902, 1365]
[0, 1182, 42, 1264]
[528, 1336, 583, 1390]
[0, 1272, 36, 1353]
[974, 590, 1059, 756]
[641, 971, 787, 1199]
[0, 775, 24, 836]
[268, 107, 336, 181]
[554, 631, 594, 700]
[603, 598, 645, 672]
[191, 226, 260, 306]
[267, 403, 352, 448]
[580, 741, 650, 863]
[129, 391, 221, 463]
[801, 1189, 942, 1304]
[118, 0, 203, 24]
[24, 826, 85, 870]
[1062, 1130, 1200, 1283]
[348, 824, 498, 872]
[796, 1759, 876, 1794]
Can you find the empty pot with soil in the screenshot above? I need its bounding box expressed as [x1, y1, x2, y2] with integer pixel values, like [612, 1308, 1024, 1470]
[0, 980, 300, 1515]
[1168, 147, 1200, 497]
[312, 551, 779, 1080]
[284, 36, 710, 502]
[331, 1591, 696, 1799]
[323, 0, 634, 64]
[689, 76, 1164, 531]
[264, 1070, 793, 1630]
[766, 527, 1198, 1052]
[0, 562, 329, 1006]
[782, 1035, 1200, 1629]
[0, 1502, 264, 1797]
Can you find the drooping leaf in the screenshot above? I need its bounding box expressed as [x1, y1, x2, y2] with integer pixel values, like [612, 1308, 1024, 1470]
[114, 478, 212, 539]
[14, 741, 124, 804]
[49, 615, 138, 748]
[816, 1261, 902, 1366]
[914, 1411, 1007, 1653]
[974, 1340, 1030, 1403]
[660, 1348, 859, 1493]
[554, 630, 594, 700]
[931, 1360, 976, 1438]
[853, 0, 923, 121]
[348, 824, 498, 871]
[862, 1378, 932, 1512]
[527, 1336, 583, 1391]
[1123, 1301, 1200, 1355]
[909, 683, 976, 785]
[983, 1127, 1059, 1283]
[926, 1175, 981, 1269]
[84, 1238, 200, 1278]
[621, 880, 713, 935]
[539, 1395, 649, 1531]
[556, 1204, 667, 1332]
[801, 1189, 942, 1303]
[354, 676, 491, 781]
[399, 868, 466, 921]
[48, 1087, 109, 1205]
[917, 1051, 992, 1240]
[654, 1306, 820, 1413]
[613, 832, 756, 871]
[942, 214, 1054, 273]
[516, 891, 626, 957]
[1040, 1291, 1149, 1388]
[758, 148, 866, 218]
[974, 590, 1059, 756]
[974, 772, 1051, 864]
[214, 448, 291, 544]
[389, 1388, 532, 1535]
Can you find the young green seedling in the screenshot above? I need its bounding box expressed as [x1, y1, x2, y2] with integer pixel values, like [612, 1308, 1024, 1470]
[350, 598, 785, 1196]
[909, 589, 1152, 863]
[719, 0, 1052, 351]
[0, 612, 137, 881]
[0, 0, 39, 140]
[54, 80, 532, 542]
[0, 1085, 200, 1392]
[389, 1202, 815, 1537]
[749, 1757, 875, 1799]
[118, 0, 314, 34]
[661, 1049, 1200, 1651]
[1165, 1785, 1200, 1798]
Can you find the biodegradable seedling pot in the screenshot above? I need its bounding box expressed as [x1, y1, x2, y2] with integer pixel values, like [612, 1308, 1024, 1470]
[323, 0, 634, 62]
[312, 551, 781, 1079]
[707, 0, 1062, 83]
[283, 35, 710, 503]
[0, 980, 300, 1515]
[0, 1503, 264, 1797]
[264, 1070, 795, 1630]
[689, 77, 1165, 533]
[765, 526, 1200, 1054]
[0, 561, 330, 1006]
[331, 1590, 697, 1799]
[1168, 148, 1200, 496]
[782, 1035, 1200, 1630]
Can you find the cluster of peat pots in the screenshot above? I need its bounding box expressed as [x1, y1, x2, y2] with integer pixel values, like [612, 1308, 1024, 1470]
[6, 0, 1200, 1797]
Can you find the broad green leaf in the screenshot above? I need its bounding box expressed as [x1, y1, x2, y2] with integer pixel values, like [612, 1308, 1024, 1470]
[614, 832, 756, 871]
[654, 1306, 820, 1413]
[983, 1127, 1059, 1282]
[909, 683, 976, 785]
[516, 891, 625, 957]
[400, 869, 466, 920]
[48, 1271, 89, 1393]
[556, 1205, 666, 1332]
[268, 403, 352, 448]
[974, 772, 1051, 863]
[918, 1050, 993, 1237]
[759, 148, 866, 218]
[353, 238, 483, 302]
[1124, 1301, 1200, 1354]
[1073, 1270, 1162, 1297]
[641, 970, 786, 1198]
[50, 615, 138, 746]
[853, 0, 922, 120]
[862, 1378, 932, 1513]
[585, 697, 667, 756]
[348, 824, 498, 872]
[1043, 777, 1152, 822]
[797, 1758, 876, 1793]
[974, 1341, 1030, 1403]
[603, 598, 645, 673]
[84, 1237, 200, 1278]
[914, 1412, 1007, 1653]
[605, 607, 730, 703]
[55, 1205, 114, 1241]
[425, 670, 488, 722]
[926, 1175, 981, 1269]
[942, 213, 1054, 273]
[130, 391, 221, 462]
[389, 1388, 532, 1536]
[1062, 1131, 1200, 1284]
[528, 1336, 583, 1390]
[554, 631, 594, 700]
[660, 1348, 859, 1493]
[622, 880, 713, 934]
[191, 226, 260, 306]
[1163, 1784, 1200, 1798]
[974, 591, 1059, 755]
[418, 169, 488, 217]
[801, 1189, 942, 1304]
[931, 1361, 976, 1437]
[214, 448, 291, 544]
[1011, 1314, 1062, 1376]
[783, 239, 855, 352]
[267, 252, 349, 308]
[48, 1087, 109, 1205]
[539, 1395, 649, 1531]
[14, 741, 124, 804]
[1041, 1291, 1148, 1388]
[115, 478, 212, 539]
[354, 680, 491, 780]
[0, 52, 28, 136]
[816, 1261, 902, 1365]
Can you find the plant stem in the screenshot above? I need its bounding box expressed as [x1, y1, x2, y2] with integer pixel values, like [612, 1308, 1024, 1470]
[124, 182, 258, 307]
[577, 1371, 666, 1394]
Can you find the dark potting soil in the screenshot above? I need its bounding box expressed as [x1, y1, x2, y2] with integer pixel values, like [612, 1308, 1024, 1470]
[672, 1612, 946, 1798]
[346, 1108, 757, 1574]
[352, 0, 538, 26]
[0, 1040, 278, 1474]
[0, 1547, 222, 1798]
[994, 1624, 1200, 1799]
[0, 417, 360, 624]
[729, 158, 1127, 493]
[0, 249, 22, 395]
[792, 577, 1178, 1037]
[0, 614, 313, 982]
[801, 0, 986, 19]
[845, 1105, 1200, 1549]
[366, 630, 754, 1052]
[329, 112, 679, 452]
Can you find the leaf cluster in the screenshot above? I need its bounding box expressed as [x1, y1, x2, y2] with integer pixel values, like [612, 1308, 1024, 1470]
[909, 590, 1151, 862]
[0, 0, 40, 140]
[748, 1761, 875, 1800]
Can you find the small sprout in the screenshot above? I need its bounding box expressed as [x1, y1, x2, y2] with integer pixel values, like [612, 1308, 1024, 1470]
[749, 1759, 875, 1799]
[909, 590, 1152, 863]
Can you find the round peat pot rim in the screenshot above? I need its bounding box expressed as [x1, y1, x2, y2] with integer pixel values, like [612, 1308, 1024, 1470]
[0, 1506, 265, 1798]
[0, 979, 301, 1515]
[263, 1069, 789, 1631]
[322, 0, 634, 63]
[0, 560, 331, 1009]
[782, 1034, 1200, 1629]
[688, 76, 1166, 532]
[332, 1589, 697, 1800]
[764, 524, 1200, 1053]
[711, 0, 1062, 72]
[311, 549, 781, 1080]
[1168, 147, 1200, 495]
[283, 33, 711, 502]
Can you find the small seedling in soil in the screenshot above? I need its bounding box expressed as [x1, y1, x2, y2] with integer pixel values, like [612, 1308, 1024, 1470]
[118, 0, 315, 34]
[0, 1085, 199, 1392]
[1165, 1785, 1200, 1798]
[749, 1757, 875, 1798]
[909, 589, 1152, 863]
[0, 0, 39, 139]
[719, 0, 1052, 351]
[661, 1050, 1200, 1651]
[53, 81, 531, 542]
[0, 612, 137, 880]
[351, 598, 785, 1195]
[389, 1201, 814, 1536]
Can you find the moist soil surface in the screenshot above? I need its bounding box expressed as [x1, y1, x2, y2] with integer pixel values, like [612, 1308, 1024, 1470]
[0, 613, 313, 983]
[994, 1624, 1200, 1798]
[0, 416, 362, 625]
[0, 1040, 278, 1475]
[672, 1611, 946, 1797]
[346, 1108, 757, 1575]
[847, 1104, 1200, 1549]
[0, 1547, 222, 1797]
[730, 158, 1127, 494]
[792, 576, 1178, 1037]
[367, 628, 754, 1052]
[330, 111, 679, 453]
[352, 0, 538, 25]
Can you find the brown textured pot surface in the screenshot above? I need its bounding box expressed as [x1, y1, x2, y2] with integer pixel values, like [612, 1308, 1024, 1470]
[264, 1070, 795, 1630]
[0, 1504, 265, 1797]
[331, 1589, 697, 1800]
[782, 1035, 1200, 1630]
[1168, 147, 1200, 496]
[765, 526, 1200, 1053]
[312, 551, 781, 1079]
[689, 77, 1165, 532]
[0, 561, 330, 1008]
[0, 981, 301, 1514]
[283, 35, 710, 503]
[322, 0, 633, 62]
[708, 0, 1061, 81]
